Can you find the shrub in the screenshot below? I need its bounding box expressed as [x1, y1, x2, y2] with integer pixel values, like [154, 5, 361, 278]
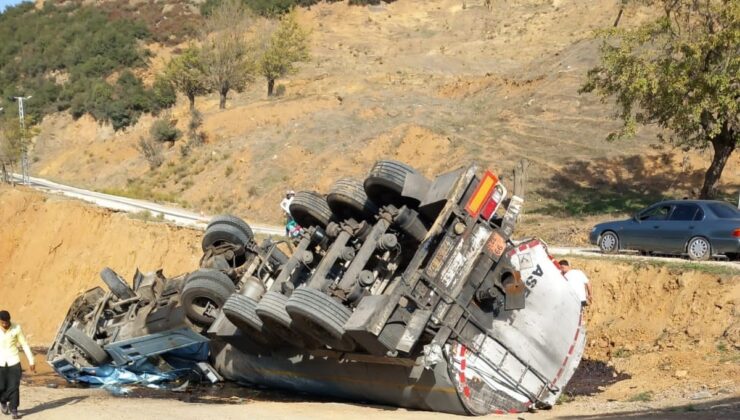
[150, 119, 182, 143]
[0, 3, 176, 130]
[137, 136, 164, 170]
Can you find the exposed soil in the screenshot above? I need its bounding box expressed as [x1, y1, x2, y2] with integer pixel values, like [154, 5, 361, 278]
[0, 185, 201, 344]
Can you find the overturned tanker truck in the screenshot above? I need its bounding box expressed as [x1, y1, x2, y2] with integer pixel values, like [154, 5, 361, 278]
[47, 160, 586, 415]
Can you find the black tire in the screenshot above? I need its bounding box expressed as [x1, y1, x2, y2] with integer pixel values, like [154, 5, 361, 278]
[222, 294, 272, 345]
[364, 160, 424, 208]
[202, 215, 254, 251]
[100, 267, 136, 300]
[327, 178, 379, 222]
[64, 325, 110, 365]
[289, 191, 334, 229]
[726, 253, 740, 262]
[256, 291, 318, 349]
[181, 269, 236, 325]
[687, 236, 711, 261]
[285, 287, 355, 352]
[598, 231, 619, 254]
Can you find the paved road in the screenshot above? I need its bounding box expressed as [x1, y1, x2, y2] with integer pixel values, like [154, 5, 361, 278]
[548, 246, 739, 269]
[10, 175, 738, 270]
[9, 174, 284, 236]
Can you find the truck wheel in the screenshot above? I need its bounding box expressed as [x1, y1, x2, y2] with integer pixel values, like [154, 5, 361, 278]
[202, 215, 254, 251]
[289, 191, 334, 229]
[222, 294, 272, 345]
[327, 178, 379, 222]
[285, 287, 356, 352]
[364, 160, 426, 208]
[99, 267, 136, 300]
[256, 291, 318, 349]
[181, 269, 236, 325]
[64, 325, 110, 365]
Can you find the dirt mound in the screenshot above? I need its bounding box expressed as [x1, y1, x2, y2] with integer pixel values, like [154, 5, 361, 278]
[0, 185, 201, 344]
[569, 257, 739, 399]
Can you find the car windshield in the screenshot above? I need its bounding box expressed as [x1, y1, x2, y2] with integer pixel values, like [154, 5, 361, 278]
[708, 202, 740, 219]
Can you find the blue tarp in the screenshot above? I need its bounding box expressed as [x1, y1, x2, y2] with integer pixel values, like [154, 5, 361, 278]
[70, 342, 210, 393]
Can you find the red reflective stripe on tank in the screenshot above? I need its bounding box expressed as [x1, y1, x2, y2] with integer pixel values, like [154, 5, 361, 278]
[508, 409, 520, 414]
[456, 344, 472, 400]
[494, 409, 505, 415]
[549, 314, 584, 387]
[508, 239, 543, 257]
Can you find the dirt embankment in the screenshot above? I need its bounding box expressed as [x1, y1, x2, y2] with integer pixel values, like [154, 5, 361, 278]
[0, 185, 201, 344]
[570, 257, 739, 400]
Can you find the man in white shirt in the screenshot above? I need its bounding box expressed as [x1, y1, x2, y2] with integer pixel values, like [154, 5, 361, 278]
[559, 260, 592, 307]
[0, 310, 35, 419]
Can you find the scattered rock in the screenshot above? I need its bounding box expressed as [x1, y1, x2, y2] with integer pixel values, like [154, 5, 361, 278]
[674, 370, 688, 379]
[685, 326, 700, 338]
[690, 391, 712, 400]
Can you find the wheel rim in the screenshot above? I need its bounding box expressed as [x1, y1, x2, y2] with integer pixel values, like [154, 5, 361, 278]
[689, 238, 709, 259]
[601, 233, 617, 251]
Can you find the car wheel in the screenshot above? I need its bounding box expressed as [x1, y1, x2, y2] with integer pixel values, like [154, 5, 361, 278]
[599, 231, 619, 254]
[64, 325, 110, 365]
[181, 269, 236, 326]
[687, 237, 711, 261]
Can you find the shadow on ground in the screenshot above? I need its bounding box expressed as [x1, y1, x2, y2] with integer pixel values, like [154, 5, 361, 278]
[564, 359, 631, 396]
[535, 153, 709, 216]
[557, 396, 740, 419]
[22, 396, 88, 416]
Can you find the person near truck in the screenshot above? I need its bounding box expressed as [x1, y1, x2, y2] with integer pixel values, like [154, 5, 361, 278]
[280, 190, 302, 238]
[0, 310, 35, 420]
[558, 260, 592, 307]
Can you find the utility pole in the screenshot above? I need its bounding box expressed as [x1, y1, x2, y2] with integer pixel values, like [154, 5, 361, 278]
[0, 105, 6, 184]
[13, 95, 32, 184]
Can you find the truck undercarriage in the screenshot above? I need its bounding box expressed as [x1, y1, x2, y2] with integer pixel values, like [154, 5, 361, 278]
[47, 160, 586, 415]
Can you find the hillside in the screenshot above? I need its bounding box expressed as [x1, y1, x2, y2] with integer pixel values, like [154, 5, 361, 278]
[22, 0, 740, 233]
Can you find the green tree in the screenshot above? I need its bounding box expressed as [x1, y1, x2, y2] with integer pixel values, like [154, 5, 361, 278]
[259, 10, 310, 96]
[164, 46, 210, 110]
[201, 0, 258, 109]
[0, 116, 39, 181]
[581, 0, 739, 198]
